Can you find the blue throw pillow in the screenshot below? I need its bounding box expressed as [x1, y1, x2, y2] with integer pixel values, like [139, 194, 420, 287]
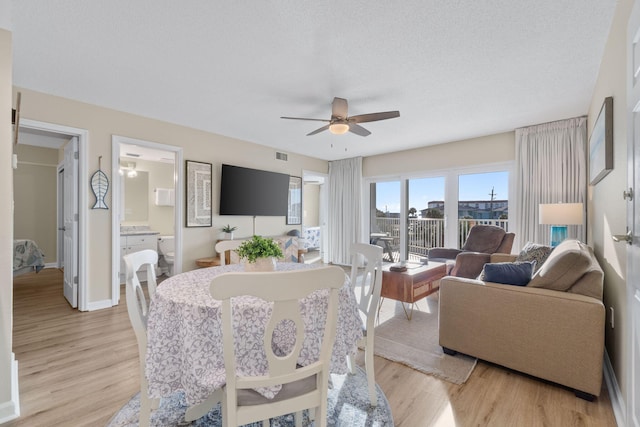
[482, 261, 536, 286]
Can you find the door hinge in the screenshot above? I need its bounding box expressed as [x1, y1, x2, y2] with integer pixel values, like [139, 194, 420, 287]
[623, 188, 634, 201]
[73, 276, 78, 284]
[74, 151, 79, 160]
[74, 213, 79, 221]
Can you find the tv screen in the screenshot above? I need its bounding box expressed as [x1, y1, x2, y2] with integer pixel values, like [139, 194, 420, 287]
[219, 164, 289, 216]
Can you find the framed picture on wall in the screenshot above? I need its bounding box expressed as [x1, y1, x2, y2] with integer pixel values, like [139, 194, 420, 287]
[589, 96, 613, 185]
[287, 176, 302, 225]
[186, 160, 212, 227]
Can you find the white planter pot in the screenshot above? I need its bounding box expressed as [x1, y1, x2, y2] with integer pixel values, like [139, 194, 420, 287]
[244, 257, 276, 272]
[225, 232, 234, 240]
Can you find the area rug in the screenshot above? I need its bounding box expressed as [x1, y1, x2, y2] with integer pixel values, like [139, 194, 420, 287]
[374, 293, 476, 384]
[107, 366, 394, 426]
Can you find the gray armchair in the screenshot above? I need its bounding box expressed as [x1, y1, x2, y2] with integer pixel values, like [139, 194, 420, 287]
[428, 225, 515, 279]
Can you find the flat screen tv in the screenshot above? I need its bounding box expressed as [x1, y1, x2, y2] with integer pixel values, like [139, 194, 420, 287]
[219, 164, 289, 216]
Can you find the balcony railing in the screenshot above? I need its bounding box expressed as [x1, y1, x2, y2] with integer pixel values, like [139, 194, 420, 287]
[373, 217, 509, 262]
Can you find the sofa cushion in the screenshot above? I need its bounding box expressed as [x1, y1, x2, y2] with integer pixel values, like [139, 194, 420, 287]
[528, 240, 593, 292]
[482, 261, 536, 286]
[515, 242, 553, 274]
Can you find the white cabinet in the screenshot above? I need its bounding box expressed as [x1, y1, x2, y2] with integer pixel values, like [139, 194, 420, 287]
[119, 234, 158, 283]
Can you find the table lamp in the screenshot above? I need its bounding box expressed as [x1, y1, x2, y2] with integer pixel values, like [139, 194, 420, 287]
[539, 203, 584, 247]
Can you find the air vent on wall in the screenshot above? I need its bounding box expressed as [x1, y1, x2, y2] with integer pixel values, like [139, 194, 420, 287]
[125, 152, 141, 157]
[276, 152, 288, 161]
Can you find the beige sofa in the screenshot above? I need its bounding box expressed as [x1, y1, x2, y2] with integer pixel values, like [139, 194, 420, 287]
[438, 239, 605, 400]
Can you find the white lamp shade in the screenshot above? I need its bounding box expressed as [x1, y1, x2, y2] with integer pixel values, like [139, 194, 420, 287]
[539, 203, 583, 225]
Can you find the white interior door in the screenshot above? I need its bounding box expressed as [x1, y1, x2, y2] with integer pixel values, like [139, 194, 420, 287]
[628, 4, 640, 426]
[57, 165, 64, 268]
[63, 137, 79, 308]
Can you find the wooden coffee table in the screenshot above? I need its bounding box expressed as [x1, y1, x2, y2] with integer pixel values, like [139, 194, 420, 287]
[381, 261, 447, 320]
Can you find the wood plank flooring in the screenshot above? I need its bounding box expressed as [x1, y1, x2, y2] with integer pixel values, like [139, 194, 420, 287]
[7, 268, 617, 426]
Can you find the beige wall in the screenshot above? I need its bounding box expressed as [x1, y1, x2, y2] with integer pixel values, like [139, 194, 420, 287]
[13, 144, 58, 263]
[363, 131, 515, 177]
[0, 27, 17, 420]
[587, 0, 631, 402]
[13, 87, 328, 303]
[120, 158, 176, 235]
[303, 183, 320, 227]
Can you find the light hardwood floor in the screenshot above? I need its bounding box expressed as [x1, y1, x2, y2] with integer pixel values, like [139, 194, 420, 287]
[7, 268, 617, 427]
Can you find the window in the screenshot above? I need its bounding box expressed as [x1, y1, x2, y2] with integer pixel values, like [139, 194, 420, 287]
[367, 163, 512, 262]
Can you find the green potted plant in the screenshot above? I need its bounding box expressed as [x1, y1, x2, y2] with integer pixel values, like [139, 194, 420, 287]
[221, 224, 238, 240]
[236, 235, 284, 271]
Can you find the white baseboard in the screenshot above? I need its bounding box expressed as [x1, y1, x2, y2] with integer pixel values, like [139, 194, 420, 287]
[43, 262, 58, 269]
[604, 350, 626, 427]
[0, 353, 20, 423]
[86, 299, 114, 311]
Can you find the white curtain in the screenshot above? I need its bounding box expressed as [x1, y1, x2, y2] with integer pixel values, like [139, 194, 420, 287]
[515, 116, 587, 247]
[328, 157, 362, 265]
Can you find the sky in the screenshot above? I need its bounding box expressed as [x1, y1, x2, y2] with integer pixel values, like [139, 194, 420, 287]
[376, 171, 509, 214]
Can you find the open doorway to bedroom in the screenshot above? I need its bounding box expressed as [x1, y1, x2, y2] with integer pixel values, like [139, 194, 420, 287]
[13, 119, 88, 310]
[302, 170, 328, 264]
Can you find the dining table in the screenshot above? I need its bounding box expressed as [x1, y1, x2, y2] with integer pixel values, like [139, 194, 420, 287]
[145, 262, 364, 406]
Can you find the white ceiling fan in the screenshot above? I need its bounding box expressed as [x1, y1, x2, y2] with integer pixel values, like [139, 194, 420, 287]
[281, 97, 400, 136]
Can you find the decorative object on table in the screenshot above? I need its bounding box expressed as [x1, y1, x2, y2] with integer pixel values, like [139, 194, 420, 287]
[186, 160, 212, 227]
[106, 366, 394, 427]
[589, 96, 613, 185]
[221, 224, 237, 240]
[90, 155, 109, 209]
[287, 175, 302, 225]
[539, 202, 583, 247]
[236, 235, 284, 272]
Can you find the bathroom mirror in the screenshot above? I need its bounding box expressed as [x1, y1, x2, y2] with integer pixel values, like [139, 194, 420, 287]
[124, 170, 149, 222]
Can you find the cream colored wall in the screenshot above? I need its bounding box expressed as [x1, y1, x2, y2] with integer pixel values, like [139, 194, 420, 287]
[303, 183, 320, 227]
[586, 0, 631, 402]
[0, 27, 16, 419]
[14, 144, 58, 263]
[362, 131, 515, 177]
[13, 87, 328, 303]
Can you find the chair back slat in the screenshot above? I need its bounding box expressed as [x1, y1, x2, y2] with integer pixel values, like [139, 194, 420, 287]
[215, 240, 243, 266]
[350, 243, 383, 331]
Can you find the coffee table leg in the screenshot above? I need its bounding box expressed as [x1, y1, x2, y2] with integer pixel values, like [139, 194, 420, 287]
[401, 302, 415, 320]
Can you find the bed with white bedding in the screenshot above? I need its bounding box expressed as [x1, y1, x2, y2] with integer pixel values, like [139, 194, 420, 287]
[13, 239, 46, 276]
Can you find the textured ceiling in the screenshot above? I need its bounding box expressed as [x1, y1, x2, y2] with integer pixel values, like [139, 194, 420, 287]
[10, 0, 616, 161]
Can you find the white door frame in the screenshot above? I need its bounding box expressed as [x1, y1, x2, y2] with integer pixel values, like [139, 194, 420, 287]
[56, 164, 64, 269]
[111, 135, 183, 305]
[627, 3, 640, 426]
[19, 119, 89, 311]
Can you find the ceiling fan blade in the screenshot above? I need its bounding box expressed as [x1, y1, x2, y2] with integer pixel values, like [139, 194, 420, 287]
[307, 124, 331, 136]
[348, 123, 371, 137]
[331, 97, 348, 119]
[349, 111, 400, 123]
[281, 116, 330, 122]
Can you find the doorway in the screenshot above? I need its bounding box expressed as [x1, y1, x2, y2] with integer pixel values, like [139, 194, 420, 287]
[14, 119, 88, 310]
[111, 135, 183, 305]
[302, 171, 328, 263]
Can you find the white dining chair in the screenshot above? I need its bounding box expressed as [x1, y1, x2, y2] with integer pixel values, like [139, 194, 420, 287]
[347, 242, 383, 406]
[125, 249, 220, 425]
[215, 239, 243, 266]
[123, 249, 160, 427]
[210, 266, 345, 427]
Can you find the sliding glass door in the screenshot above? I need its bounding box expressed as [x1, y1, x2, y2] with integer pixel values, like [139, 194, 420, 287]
[368, 164, 512, 263]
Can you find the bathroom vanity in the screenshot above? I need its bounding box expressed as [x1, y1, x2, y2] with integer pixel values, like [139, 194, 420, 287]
[120, 226, 159, 283]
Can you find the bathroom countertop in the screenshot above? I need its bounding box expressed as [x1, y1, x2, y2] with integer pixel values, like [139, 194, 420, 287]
[120, 231, 160, 236]
[120, 225, 160, 237]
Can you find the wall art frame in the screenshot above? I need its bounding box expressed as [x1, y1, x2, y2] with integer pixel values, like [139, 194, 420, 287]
[287, 175, 302, 225]
[186, 160, 212, 227]
[589, 96, 613, 185]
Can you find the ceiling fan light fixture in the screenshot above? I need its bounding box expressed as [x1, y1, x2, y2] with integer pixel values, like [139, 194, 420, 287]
[329, 123, 349, 135]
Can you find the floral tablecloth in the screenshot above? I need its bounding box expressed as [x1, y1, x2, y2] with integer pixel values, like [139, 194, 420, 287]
[145, 262, 363, 406]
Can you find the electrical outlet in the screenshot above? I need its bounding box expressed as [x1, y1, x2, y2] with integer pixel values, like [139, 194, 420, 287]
[610, 307, 615, 329]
